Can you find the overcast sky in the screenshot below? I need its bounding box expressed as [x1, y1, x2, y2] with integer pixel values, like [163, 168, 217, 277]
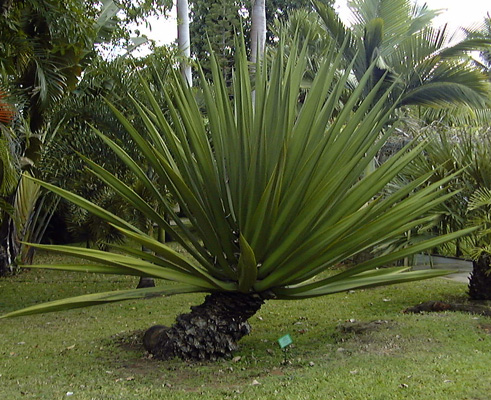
[136, 0, 490, 48]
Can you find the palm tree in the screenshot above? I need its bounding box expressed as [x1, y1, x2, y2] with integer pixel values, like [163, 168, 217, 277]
[467, 187, 491, 300]
[463, 12, 491, 77]
[1, 40, 474, 360]
[388, 126, 491, 300]
[0, 0, 122, 275]
[313, 0, 491, 109]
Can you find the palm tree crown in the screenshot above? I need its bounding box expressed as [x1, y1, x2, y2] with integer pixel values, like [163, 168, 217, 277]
[314, 0, 491, 108]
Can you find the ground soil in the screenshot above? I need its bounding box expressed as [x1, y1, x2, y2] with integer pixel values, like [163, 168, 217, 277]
[403, 301, 491, 317]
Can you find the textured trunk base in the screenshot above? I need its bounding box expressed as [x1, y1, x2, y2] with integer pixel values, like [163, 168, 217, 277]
[469, 255, 491, 300]
[144, 292, 264, 361]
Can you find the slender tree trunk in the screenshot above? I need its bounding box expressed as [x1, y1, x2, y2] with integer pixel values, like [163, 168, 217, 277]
[143, 292, 266, 360]
[468, 254, 491, 300]
[137, 276, 155, 288]
[250, 0, 266, 63]
[137, 236, 156, 288]
[177, 0, 192, 86]
[0, 212, 18, 276]
[137, 248, 155, 289]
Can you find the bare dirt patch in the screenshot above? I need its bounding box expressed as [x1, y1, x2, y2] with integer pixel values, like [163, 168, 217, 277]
[104, 330, 281, 392]
[478, 324, 491, 335]
[332, 319, 404, 355]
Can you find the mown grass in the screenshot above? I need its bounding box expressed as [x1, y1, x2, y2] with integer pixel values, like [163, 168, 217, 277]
[1, 249, 490, 399]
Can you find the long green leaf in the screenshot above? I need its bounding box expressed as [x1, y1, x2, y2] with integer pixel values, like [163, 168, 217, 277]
[24, 243, 217, 289]
[237, 234, 257, 293]
[273, 268, 456, 299]
[1, 284, 205, 318]
[24, 176, 144, 235]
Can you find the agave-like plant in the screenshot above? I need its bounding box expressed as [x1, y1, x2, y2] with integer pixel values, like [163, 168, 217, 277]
[1, 41, 474, 360]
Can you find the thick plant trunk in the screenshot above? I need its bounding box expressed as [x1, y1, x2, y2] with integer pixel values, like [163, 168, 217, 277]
[143, 292, 265, 361]
[468, 254, 491, 300]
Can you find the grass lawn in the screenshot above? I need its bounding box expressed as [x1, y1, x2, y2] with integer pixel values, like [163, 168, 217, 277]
[1, 250, 490, 399]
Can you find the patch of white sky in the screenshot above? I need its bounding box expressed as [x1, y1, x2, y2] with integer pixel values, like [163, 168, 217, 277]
[129, 0, 490, 56]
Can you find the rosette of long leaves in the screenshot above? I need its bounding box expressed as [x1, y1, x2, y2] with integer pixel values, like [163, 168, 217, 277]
[2, 40, 474, 319]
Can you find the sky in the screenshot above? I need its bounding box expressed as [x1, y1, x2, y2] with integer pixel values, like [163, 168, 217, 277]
[136, 0, 490, 49]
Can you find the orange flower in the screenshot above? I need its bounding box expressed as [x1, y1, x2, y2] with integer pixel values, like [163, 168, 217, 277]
[0, 90, 15, 124]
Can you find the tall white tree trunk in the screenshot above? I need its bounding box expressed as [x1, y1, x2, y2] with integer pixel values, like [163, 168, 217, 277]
[250, 0, 266, 63]
[177, 0, 192, 86]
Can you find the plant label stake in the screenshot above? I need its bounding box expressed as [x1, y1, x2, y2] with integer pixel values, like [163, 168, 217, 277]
[278, 334, 293, 363]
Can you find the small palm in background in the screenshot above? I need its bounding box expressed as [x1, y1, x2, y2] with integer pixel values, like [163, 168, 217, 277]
[390, 127, 491, 300]
[468, 188, 491, 299]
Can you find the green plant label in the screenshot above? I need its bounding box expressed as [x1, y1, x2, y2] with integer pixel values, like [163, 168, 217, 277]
[278, 334, 293, 349]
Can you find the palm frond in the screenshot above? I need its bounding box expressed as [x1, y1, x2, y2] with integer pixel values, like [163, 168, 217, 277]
[469, 188, 491, 211]
[401, 61, 490, 108]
